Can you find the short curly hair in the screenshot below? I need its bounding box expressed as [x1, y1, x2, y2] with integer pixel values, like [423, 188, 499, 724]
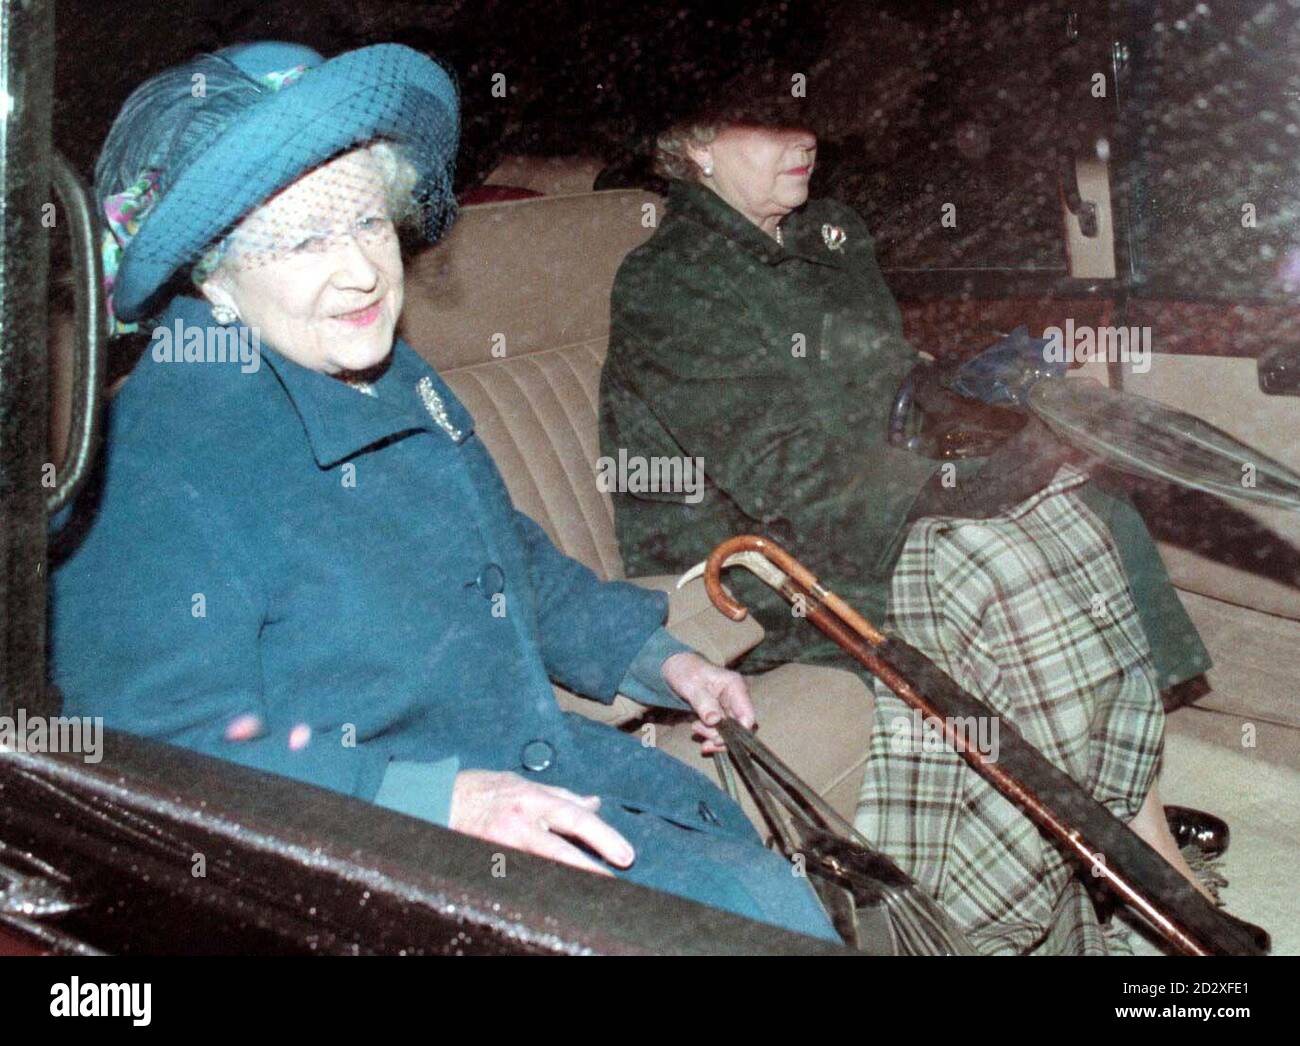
[191, 138, 422, 286]
[653, 121, 721, 181]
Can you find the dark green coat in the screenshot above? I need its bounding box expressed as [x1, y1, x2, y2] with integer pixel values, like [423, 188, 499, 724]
[600, 179, 1209, 687]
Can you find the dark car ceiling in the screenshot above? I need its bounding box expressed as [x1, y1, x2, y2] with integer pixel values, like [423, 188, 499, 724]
[53, 1, 1300, 301]
[53, 0, 833, 190]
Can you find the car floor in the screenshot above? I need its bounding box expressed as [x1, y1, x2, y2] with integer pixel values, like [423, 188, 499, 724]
[1119, 590, 1300, 956]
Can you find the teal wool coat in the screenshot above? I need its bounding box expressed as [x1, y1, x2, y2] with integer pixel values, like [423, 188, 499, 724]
[49, 293, 836, 942]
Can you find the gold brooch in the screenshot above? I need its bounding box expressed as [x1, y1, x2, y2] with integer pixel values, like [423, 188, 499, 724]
[822, 224, 847, 252]
[416, 376, 463, 441]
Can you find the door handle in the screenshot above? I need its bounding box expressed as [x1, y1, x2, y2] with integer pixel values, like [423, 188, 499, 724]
[46, 150, 107, 515]
[1257, 342, 1300, 395]
[1060, 151, 1099, 238]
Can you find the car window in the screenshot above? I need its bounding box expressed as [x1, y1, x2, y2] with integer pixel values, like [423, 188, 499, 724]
[813, 1, 1085, 274]
[1123, 0, 1300, 303]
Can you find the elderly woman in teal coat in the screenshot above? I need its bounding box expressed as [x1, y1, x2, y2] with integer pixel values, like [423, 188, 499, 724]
[48, 41, 838, 943]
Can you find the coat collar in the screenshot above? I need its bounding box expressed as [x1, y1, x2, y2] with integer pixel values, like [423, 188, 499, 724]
[160, 294, 474, 468]
[664, 178, 843, 268]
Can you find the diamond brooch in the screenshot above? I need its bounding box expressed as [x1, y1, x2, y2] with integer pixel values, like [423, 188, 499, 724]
[416, 375, 463, 441]
[822, 224, 847, 252]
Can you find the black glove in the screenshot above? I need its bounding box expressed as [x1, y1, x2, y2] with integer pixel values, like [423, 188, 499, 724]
[906, 413, 1095, 522]
[904, 361, 1027, 460]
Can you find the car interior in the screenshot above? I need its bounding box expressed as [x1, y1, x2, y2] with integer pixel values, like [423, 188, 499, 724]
[4, 0, 1298, 958]
[398, 161, 1300, 955]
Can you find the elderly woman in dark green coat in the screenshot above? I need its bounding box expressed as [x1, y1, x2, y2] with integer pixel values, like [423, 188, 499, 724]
[599, 103, 1216, 953]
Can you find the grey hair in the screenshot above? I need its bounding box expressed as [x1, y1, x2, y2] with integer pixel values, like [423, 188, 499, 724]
[191, 138, 423, 287]
[654, 122, 720, 181]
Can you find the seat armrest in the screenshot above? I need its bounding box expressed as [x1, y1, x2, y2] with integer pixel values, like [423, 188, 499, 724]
[628, 573, 766, 666]
[552, 573, 766, 730]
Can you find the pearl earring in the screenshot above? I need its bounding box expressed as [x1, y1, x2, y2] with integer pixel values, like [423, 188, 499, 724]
[211, 303, 238, 325]
[701, 162, 714, 177]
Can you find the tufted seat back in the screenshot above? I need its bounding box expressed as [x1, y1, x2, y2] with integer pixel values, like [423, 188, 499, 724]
[398, 190, 661, 580]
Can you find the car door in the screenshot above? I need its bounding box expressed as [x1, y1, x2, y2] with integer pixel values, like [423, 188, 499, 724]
[1107, 0, 1300, 627]
[820, 0, 1300, 624]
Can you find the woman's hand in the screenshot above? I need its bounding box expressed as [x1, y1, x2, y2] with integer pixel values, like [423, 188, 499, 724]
[449, 770, 635, 877]
[660, 652, 756, 755]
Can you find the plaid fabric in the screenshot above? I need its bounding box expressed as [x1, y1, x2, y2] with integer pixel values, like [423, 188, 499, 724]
[852, 465, 1165, 955]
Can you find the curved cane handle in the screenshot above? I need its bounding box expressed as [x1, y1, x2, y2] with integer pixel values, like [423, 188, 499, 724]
[702, 534, 888, 645]
[703, 536, 767, 620]
[703, 534, 829, 616]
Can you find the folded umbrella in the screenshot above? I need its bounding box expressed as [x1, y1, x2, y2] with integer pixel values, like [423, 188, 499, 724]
[680, 536, 1271, 956]
[943, 327, 1300, 510]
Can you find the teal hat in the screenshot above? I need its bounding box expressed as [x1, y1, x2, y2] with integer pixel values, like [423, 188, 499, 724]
[96, 41, 459, 327]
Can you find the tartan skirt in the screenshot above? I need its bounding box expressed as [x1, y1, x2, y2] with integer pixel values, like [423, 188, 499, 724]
[852, 466, 1165, 954]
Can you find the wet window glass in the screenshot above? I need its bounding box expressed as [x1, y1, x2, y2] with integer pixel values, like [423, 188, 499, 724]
[813, 1, 1077, 274]
[1123, 1, 1300, 303]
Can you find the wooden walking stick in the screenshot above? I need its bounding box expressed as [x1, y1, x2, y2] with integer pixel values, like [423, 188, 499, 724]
[682, 535, 1270, 957]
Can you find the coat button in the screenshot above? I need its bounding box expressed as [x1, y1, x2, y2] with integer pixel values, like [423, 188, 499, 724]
[474, 563, 506, 599]
[520, 739, 555, 772]
[698, 800, 720, 825]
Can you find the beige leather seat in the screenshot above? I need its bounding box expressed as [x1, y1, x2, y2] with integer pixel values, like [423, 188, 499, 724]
[483, 154, 604, 196]
[398, 189, 875, 829]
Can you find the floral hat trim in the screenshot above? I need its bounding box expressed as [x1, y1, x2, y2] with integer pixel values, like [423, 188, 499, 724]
[99, 64, 308, 335]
